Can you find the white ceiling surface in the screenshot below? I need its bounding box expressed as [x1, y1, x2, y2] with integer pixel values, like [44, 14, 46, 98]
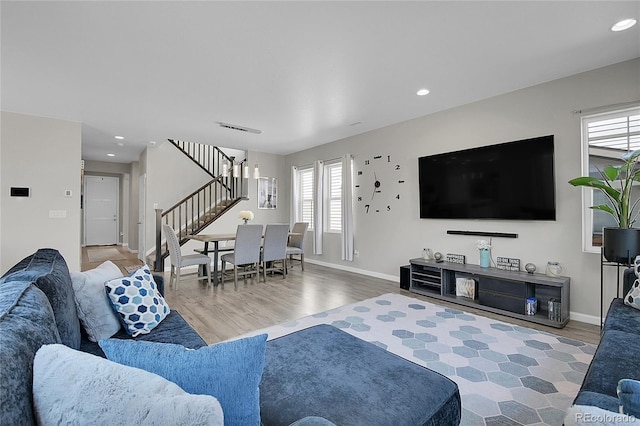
[2, 1, 639, 163]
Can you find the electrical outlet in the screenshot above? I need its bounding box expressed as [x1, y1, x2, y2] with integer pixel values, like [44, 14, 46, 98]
[354, 250, 359, 257]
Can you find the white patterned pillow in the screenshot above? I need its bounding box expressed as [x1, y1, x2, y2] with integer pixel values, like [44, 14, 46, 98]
[635, 255, 640, 278]
[624, 277, 640, 311]
[105, 265, 170, 337]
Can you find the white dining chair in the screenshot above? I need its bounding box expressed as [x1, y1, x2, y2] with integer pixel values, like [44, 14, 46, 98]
[261, 224, 290, 281]
[163, 224, 211, 289]
[286, 222, 309, 271]
[221, 224, 263, 289]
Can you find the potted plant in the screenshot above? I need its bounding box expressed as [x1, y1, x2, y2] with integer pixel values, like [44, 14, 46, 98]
[569, 149, 640, 264]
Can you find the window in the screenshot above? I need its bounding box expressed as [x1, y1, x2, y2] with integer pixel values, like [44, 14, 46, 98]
[580, 107, 640, 252]
[326, 162, 342, 233]
[299, 167, 314, 230]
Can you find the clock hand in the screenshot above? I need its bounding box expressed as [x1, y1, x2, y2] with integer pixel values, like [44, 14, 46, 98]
[372, 173, 380, 200]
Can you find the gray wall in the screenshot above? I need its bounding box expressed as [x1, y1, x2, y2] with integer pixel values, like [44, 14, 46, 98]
[1, 111, 82, 271]
[284, 58, 640, 324]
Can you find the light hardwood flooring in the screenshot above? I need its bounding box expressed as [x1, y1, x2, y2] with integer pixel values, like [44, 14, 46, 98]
[82, 245, 601, 345]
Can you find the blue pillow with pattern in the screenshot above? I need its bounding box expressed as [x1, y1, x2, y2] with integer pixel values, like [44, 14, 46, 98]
[105, 265, 169, 336]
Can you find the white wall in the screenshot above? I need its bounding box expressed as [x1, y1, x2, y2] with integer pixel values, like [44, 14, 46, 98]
[0, 111, 82, 271]
[284, 58, 640, 323]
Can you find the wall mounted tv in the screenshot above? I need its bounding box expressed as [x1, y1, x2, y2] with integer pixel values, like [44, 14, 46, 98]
[418, 135, 556, 220]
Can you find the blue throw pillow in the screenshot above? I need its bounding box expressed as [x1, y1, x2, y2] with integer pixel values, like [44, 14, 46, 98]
[104, 265, 169, 337]
[618, 379, 640, 418]
[99, 334, 268, 426]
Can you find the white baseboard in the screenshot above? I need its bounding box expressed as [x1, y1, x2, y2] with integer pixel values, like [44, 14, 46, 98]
[568, 311, 600, 326]
[305, 258, 398, 283]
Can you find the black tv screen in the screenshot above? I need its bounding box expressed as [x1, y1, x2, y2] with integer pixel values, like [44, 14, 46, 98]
[418, 135, 556, 220]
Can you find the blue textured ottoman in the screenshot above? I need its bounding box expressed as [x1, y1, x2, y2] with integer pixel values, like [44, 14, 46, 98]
[260, 324, 461, 426]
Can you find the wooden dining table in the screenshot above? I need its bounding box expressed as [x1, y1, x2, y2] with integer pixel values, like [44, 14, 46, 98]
[186, 233, 236, 286]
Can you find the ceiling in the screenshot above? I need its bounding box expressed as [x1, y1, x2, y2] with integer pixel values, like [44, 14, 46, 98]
[2, 1, 639, 163]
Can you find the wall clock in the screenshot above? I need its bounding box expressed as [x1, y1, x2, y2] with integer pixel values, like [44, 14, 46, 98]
[355, 154, 405, 213]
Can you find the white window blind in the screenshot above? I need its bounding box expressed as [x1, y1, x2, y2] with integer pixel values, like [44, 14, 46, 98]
[326, 163, 342, 233]
[299, 168, 314, 230]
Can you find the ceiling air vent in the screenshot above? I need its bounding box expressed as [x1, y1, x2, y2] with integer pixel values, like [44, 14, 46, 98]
[217, 122, 262, 134]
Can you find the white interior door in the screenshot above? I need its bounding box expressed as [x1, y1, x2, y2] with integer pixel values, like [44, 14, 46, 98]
[138, 174, 146, 262]
[85, 176, 119, 246]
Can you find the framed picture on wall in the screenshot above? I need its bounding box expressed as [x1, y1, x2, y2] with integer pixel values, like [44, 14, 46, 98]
[258, 177, 277, 209]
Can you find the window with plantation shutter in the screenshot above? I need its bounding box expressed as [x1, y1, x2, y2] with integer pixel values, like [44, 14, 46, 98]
[580, 106, 640, 253]
[299, 167, 314, 230]
[326, 162, 342, 233]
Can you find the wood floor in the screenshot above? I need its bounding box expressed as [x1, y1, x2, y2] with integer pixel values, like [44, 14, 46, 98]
[81, 245, 601, 345]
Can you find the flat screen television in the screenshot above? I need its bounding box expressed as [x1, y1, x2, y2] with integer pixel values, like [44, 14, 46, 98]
[418, 135, 556, 220]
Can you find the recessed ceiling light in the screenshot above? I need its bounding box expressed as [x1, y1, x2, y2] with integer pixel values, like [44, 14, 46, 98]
[416, 89, 430, 96]
[611, 18, 637, 32]
[149, 140, 156, 146]
[107, 153, 115, 157]
[114, 135, 124, 140]
[116, 142, 124, 147]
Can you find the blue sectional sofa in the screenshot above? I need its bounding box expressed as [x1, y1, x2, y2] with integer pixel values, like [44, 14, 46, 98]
[0, 248, 461, 425]
[0, 248, 207, 425]
[572, 266, 640, 413]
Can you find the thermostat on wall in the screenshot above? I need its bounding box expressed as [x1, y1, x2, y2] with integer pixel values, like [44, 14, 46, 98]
[10, 187, 30, 197]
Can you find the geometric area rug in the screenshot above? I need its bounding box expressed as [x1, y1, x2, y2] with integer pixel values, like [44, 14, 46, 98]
[247, 293, 597, 426]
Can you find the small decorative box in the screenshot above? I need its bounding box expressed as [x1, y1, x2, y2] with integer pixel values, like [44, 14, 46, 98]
[496, 257, 520, 271]
[446, 253, 466, 265]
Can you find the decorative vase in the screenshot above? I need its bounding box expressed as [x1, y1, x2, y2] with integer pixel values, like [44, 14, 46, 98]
[546, 261, 562, 277]
[479, 249, 490, 268]
[603, 227, 640, 265]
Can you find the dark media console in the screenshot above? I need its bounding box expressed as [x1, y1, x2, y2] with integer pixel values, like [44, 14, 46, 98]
[409, 258, 570, 328]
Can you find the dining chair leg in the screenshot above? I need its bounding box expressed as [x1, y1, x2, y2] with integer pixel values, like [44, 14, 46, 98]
[175, 268, 181, 290]
[206, 263, 211, 287]
[169, 265, 175, 288]
[221, 260, 226, 285]
[233, 265, 238, 289]
[300, 254, 305, 271]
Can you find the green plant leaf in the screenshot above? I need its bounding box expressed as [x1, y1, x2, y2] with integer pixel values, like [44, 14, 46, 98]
[603, 165, 621, 181]
[590, 204, 616, 215]
[568, 177, 601, 186]
[571, 178, 621, 202]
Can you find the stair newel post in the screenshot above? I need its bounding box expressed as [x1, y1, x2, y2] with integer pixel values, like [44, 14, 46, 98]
[154, 208, 163, 272]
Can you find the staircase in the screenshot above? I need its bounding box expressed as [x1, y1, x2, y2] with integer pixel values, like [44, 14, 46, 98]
[153, 140, 248, 271]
